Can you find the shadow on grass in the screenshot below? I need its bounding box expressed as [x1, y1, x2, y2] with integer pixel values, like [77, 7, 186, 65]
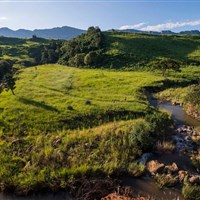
[40, 85, 65, 94]
[18, 97, 60, 112]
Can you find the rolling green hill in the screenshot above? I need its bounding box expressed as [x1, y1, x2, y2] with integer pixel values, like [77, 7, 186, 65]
[1, 30, 200, 69]
[102, 32, 200, 68]
[0, 64, 164, 134]
[0, 36, 50, 66]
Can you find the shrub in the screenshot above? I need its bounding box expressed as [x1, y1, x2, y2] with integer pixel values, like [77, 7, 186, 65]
[128, 162, 145, 177]
[145, 111, 173, 140]
[191, 154, 200, 170]
[133, 121, 153, 151]
[182, 184, 200, 200]
[155, 174, 179, 188]
[185, 84, 200, 106]
[67, 105, 74, 110]
[85, 100, 91, 105]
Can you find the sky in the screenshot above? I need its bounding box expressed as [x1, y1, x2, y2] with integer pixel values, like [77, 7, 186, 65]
[0, 0, 200, 32]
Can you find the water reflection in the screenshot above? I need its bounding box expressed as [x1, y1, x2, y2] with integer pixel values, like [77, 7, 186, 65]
[150, 98, 200, 127]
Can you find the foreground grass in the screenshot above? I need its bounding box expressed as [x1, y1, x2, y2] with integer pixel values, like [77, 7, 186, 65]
[0, 115, 172, 194]
[0, 64, 164, 134]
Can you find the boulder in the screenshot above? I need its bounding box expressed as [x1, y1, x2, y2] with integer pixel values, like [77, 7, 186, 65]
[146, 160, 165, 174]
[189, 176, 200, 184]
[165, 162, 179, 173]
[178, 170, 188, 182]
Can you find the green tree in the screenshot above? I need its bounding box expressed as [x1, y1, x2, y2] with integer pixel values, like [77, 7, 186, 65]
[84, 51, 98, 66]
[2, 73, 16, 95]
[0, 59, 16, 95]
[58, 27, 103, 66]
[150, 58, 181, 77]
[69, 53, 85, 67]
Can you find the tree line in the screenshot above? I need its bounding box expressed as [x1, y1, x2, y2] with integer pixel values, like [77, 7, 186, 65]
[28, 26, 104, 67]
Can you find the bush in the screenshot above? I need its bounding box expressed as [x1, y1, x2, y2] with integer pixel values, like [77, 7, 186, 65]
[185, 84, 200, 106]
[145, 111, 173, 139]
[155, 174, 179, 188]
[128, 162, 145, 177]
[67, 105, 74, 110]
[133, 121, 153, 151]
[191, 154, 200, 170]
[182, 184, 200, 200]
[85, 100, 91, 105]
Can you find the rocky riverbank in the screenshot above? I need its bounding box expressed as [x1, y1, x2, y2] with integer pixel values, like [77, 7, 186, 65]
[185, 104, 200, 121]
[101, 124, 200, 200]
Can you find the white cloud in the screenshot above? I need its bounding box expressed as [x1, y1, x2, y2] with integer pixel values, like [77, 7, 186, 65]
[0, 17, 8, 21]
[141, 20, 200, 31]
[119, 22, 146, 30]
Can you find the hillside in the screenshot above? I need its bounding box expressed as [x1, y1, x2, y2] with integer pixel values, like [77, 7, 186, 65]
[0, 26, 85, 39]
[1, 29, 200, 69]
[101, 32, 200, 68]
[0, 64, 164, 133]
[0, 36, 51, 66]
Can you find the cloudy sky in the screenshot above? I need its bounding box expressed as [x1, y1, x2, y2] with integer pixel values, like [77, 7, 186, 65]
[0, 0, 200, 32]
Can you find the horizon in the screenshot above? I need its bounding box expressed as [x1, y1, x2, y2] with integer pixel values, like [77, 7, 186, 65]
[0, 1, 200, 32]
[0, 25, 200, 33]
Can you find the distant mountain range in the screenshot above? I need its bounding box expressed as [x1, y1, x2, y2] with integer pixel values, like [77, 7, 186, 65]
[0, 26, 86, 40]
[0, 26, 200, 40]
[116, 29, 200, 35]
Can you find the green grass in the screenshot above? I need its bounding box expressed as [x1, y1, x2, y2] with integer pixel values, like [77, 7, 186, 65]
[0, 64, 165, 134]
[102, 32, 200, 68]
[0, 116, 168, 194]
[0, 36, 48, 65]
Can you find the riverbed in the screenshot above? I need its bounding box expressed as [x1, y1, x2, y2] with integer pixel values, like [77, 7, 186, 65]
[121, 98, 200, 200]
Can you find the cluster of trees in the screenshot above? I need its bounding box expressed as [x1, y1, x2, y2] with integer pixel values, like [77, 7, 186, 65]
[58, 26, 104, 67]
[27, 27, 104, 68]
[0, 60, 16, 95]
[27, 41, 62, 66]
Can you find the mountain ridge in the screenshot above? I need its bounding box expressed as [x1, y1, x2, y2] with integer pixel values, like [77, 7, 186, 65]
[116, 29, 200, 35]
[0, 26, 85, 39]
[1, 26, 200, 40]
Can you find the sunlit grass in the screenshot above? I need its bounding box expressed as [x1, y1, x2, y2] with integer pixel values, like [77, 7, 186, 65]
[0, 64, 164, 133]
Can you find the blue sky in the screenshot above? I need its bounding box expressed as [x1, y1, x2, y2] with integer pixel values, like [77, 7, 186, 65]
[0, 0, 200, 32]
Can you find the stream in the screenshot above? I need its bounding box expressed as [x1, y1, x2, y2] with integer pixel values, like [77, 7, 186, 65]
[122, 97, 200, 200]
[0, 98, 199, 200]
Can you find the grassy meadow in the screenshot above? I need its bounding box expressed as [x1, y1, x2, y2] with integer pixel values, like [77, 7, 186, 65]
[0, 64, 165, 134]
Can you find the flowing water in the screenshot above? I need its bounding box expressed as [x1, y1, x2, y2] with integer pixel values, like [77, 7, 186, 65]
[1, 98, 199, 200]
[122, 97, 200, 200]
[150, 98, 200, 127]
